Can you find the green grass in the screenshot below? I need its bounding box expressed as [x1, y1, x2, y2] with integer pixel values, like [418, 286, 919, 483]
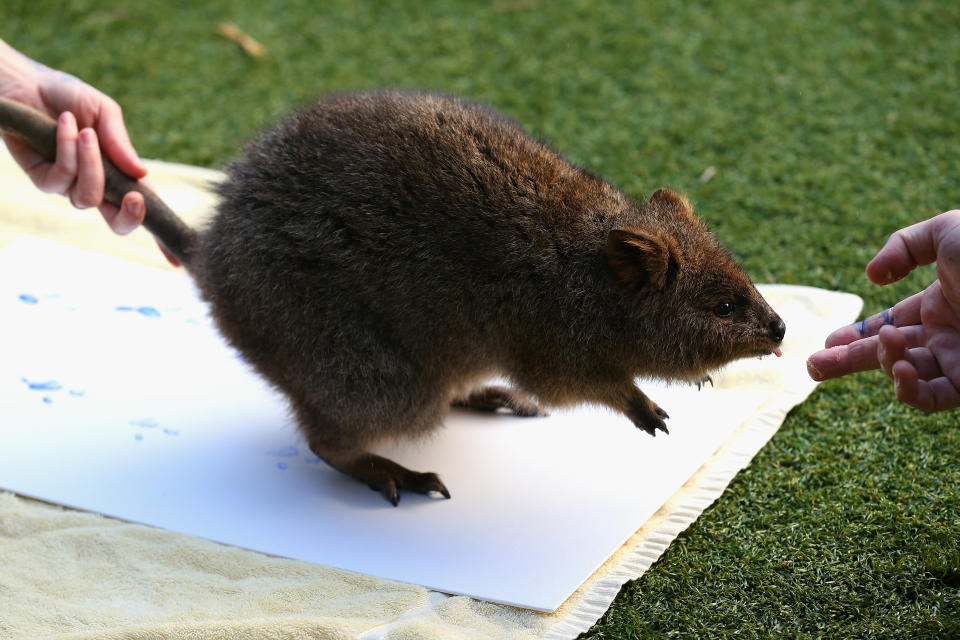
[4, 0, 959, 637]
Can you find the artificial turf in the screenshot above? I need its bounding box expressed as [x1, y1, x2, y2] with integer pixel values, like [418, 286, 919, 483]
[3, 0, 959, 637]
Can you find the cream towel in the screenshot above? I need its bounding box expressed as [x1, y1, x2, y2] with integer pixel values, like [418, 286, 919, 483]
[0, 151, 862, 639]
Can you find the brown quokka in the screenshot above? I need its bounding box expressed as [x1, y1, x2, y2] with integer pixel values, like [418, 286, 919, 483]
[0, 90, 785, 506]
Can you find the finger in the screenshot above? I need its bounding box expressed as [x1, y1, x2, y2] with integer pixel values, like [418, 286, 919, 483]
[891, 360, 922, 408]
[808, 325, 927, 381]
[95, 98, 147, 179]
[866, 211, 960, 285]
[890, 290, 924, 328]
[904, 347, 946, 382]
[70, 128, 105, 208]
[877, 324, 906, 378]
[925, 377, 960, 412]
[43, 111, 80, 195]
[896, 362, 960, 413]
[823, 323, 868, 349]
[99, 191, 144, 235]
[808, 338, 880, 380]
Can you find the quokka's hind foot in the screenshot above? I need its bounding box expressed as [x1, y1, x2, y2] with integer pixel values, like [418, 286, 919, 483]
[310, 441, 449, 506]
[452, 385, 546, 417]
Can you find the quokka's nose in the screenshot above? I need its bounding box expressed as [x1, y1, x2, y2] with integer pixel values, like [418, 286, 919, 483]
[769, 317, 786, 343]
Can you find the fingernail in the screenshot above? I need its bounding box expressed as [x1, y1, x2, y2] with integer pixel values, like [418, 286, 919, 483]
[78, 128, 95, 145]
[806, 358, 823, 381]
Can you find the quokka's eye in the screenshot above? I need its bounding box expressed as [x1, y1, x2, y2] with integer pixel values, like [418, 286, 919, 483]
[713, 302, 735, 318]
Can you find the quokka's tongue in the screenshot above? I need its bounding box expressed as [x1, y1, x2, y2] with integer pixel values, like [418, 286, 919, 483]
[774, 348, 783, 357]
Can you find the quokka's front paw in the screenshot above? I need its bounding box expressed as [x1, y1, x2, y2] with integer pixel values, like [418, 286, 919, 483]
[627, 395, 670, 436]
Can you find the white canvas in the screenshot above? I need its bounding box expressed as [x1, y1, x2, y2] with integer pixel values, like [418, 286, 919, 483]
[0, 236, 779, 612]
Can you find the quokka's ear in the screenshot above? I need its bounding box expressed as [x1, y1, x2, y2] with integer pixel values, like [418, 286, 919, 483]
[606, 228, 681, 290]
[648, 188, 694, 217]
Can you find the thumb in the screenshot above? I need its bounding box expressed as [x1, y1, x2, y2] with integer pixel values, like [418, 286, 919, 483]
[866, 211, 960, 285]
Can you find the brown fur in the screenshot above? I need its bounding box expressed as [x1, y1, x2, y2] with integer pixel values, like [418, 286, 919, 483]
[172, 90, 784, 505]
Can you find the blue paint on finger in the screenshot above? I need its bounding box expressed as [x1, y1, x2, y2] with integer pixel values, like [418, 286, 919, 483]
[858, 308, 896, 337]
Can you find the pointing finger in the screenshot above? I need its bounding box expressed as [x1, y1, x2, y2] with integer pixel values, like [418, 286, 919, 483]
[808, 337, 881, 381]
[808, 325, 927, 381]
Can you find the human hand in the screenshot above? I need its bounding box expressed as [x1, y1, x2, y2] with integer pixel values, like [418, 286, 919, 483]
[0, 40, 155, 238]
[806, 210, 960, 412]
